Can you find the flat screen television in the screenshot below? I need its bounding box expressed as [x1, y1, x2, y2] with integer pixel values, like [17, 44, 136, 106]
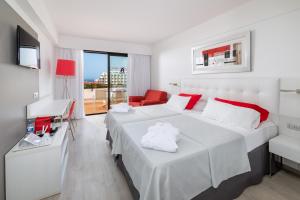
[17, 25, 40, 69]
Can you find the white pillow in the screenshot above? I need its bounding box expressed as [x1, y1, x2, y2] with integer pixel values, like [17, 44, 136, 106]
[166, 95, 191, 112]
[202, 98, 260, 130]
[192, 99, 207, 112]
[202, 98, 228, 120]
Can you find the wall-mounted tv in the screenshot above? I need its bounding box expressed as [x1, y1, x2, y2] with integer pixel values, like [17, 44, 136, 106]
[17, 25, 40, 69]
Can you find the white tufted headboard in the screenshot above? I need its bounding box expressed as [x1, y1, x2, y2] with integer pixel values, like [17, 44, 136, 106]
[180, 78, 280, 121]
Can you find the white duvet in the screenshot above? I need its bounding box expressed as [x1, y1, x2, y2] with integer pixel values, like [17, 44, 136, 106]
[117, 114, 251, 200]
[105, 104, 182, 154]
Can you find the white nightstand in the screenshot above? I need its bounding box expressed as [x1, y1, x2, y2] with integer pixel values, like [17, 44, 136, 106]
[269, 133, 300, 176]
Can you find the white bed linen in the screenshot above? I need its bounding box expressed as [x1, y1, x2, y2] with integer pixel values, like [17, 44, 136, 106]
[110, 103, 131, 112]
[118, 115, 250, 200]
[105, 104, 184, 154]
[185, 112, 278, 152]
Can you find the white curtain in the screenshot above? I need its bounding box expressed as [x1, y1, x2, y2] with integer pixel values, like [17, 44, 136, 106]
[127, 54, 151, 96]
[55, 48, 85, 119]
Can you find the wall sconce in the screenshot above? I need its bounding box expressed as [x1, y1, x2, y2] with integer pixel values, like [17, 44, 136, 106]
[280, 87, 300, 118]
[280, 89, 300, 94]
[169, 82, 181, 94]
[169, 82, 180, 87]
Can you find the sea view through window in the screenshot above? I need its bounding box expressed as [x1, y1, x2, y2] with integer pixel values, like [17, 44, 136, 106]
[84, 51, 128, 114]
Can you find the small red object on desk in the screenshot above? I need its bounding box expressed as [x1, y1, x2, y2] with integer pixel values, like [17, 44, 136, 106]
[35, 116, 52, 133]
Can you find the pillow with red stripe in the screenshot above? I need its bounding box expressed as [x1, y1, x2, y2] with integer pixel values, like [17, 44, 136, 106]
[214, 98, 269, 123]
[179, 93, 202, 110]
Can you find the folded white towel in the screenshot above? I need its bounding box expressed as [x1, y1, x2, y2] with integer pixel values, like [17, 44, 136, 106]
[110, 103, 131, 113]
[141, 122, 180, 153]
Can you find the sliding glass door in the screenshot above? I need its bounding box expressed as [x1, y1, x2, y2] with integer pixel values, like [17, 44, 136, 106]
[83, 51, 128, 115]
[109, 54, 128, 106]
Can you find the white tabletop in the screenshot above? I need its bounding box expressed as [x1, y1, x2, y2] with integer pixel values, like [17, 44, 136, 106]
[27, 99, 71, 119]
[6, 122, 69, 156]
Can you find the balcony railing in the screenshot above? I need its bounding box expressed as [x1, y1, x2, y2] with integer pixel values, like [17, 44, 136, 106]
[84, 87, 127, 115]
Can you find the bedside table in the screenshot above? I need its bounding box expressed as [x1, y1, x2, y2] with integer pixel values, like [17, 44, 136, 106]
[269, 134, 300, 176]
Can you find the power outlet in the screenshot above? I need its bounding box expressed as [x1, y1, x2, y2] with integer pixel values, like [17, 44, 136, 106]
[33, 92, 39, 99]
[287, 123, 300, 132]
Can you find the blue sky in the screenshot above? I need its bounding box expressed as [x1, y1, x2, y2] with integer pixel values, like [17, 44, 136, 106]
[84, 52, 128, 81]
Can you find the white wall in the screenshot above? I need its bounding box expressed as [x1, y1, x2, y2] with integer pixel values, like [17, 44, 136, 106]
[59, 35, 152, 55]
[151, 0, 300, 92]
[6, 0, 57, 99]
[38, 33, 55, 98]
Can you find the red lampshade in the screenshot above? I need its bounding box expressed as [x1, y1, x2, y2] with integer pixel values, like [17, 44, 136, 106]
[56, 59, 76, 76]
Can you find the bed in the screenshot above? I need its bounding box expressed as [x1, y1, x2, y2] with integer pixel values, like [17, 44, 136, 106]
[105, 103, 185, 154]
[106, 78, 280, 200]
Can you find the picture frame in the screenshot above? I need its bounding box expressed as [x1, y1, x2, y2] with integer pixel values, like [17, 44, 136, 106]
[192, 31, 251, 74]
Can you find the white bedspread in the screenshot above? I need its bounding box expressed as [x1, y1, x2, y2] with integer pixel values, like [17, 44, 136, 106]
[118, 115, 251, 200]
[105, 104, 182, 154]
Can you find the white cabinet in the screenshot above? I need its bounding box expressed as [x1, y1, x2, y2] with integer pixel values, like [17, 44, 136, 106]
[5, 122, 69, 200]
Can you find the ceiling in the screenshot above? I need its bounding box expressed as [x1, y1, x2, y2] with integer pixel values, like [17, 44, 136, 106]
[43, 0, 250, 44]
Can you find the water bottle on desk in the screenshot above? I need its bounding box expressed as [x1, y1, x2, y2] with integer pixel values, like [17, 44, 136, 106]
[26, 119, 35, 134]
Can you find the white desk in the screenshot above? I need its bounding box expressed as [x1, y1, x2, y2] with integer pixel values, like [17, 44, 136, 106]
[27, 99, 71, 119]
[5, 122, 69, 200]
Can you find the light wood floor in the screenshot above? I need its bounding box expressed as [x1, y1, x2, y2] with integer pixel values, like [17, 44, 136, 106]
[45, 115, 300, 200]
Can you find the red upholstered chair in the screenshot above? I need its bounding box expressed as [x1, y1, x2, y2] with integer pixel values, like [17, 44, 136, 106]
[129, 90, 168, 107]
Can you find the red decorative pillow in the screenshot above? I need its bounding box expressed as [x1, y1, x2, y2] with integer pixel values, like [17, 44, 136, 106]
[214, 98, 269, 123]
[179, 93, 202, 110]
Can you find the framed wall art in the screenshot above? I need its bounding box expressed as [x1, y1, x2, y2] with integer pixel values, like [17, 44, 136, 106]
[192, 31, 251, 74]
